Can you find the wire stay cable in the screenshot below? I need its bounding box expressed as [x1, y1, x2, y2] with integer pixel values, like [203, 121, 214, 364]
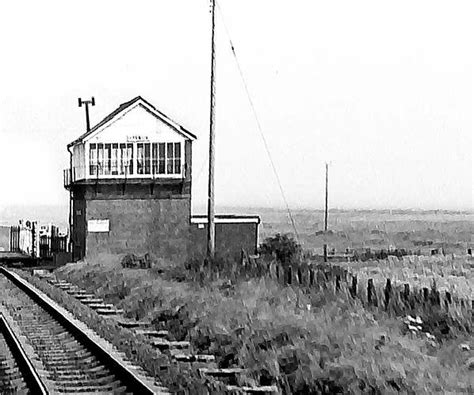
[215, 1, 300, 240]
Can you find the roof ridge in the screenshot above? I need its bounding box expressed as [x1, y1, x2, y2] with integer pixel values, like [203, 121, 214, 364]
[68, 96, 196, 147]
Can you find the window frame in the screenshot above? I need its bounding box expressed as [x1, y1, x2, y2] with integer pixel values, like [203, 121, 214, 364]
[86, 140, 182, 179]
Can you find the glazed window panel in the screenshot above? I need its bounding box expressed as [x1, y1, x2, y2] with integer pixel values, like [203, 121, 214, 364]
[126, 143, 134, 174]
[104, 143, 112, 175]
[158, 143, 166, 174]
[166, 143, 174, 174]
[152, 143, 158, 175]
[97, 143, 104, 175]
[174, 142, 181, 174]
[111, 143, 119, 175]
[119, 143, 126, 175]
[144, 143, 151, 175]
[89, 144, 97, 176]
[137, 143, 144, 174]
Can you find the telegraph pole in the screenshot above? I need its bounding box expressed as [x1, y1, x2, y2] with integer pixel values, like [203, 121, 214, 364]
[324, 162, 329, 262]
[78, 97, 95, 132]
[207, 0, 217, 259]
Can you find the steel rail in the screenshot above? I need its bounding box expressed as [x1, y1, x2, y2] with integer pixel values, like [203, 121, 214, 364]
[0, 267, 157, 394]
[0, 312, 49, 394]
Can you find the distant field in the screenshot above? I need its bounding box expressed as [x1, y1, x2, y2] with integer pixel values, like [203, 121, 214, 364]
[1, 204, 472, 255]
[240, 207, 474, 256]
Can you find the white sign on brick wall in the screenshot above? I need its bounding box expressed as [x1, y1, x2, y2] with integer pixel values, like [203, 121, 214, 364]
[88, 219, 110, 232]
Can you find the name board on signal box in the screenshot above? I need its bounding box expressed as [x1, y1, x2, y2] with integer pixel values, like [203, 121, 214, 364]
[126, 135, 149, 142]
[88, 219, 109, 232]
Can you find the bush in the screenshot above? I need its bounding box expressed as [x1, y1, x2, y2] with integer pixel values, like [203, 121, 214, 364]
[259, 234, 301, 265]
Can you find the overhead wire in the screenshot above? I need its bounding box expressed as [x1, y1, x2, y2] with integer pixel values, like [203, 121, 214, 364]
[215, 1, 300, 240]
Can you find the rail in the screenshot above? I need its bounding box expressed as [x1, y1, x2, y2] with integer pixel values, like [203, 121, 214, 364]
[0, 267, 158, 394]
[0, 312, 49, 394]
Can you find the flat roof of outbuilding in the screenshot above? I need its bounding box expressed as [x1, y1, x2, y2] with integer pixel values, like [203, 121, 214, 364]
[191, 215, 260, 224]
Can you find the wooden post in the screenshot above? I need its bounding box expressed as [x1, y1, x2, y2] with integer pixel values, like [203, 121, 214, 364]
[423, 287, 429, 302]
[309, 268, 314, 286]
[350, 276, 357, 298]
[384, 279, 392, 310]
[403, 284, 410, 302]
[446, 291, 452, 305]
[430, 287, 440, 306]
[335, 275, 341, 291]
[324, 162, 328, 262]
[207, 0, 217, 259]
[367, 279, 374, 305]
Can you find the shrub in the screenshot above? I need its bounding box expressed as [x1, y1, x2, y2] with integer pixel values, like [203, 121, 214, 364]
[259, 234, 301, 265]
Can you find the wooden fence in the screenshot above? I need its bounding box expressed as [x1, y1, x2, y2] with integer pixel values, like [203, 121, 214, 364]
[188, 252, 473, 322]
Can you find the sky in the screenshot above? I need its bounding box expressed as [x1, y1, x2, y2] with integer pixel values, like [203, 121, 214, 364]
[0, 0, 472, 216]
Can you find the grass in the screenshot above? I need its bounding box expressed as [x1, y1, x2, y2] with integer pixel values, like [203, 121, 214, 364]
[14, 268, 214, 394]
[54, 256, 474, 394]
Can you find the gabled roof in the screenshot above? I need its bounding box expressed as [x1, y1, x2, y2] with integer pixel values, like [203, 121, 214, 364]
[68, 96, 197, 147]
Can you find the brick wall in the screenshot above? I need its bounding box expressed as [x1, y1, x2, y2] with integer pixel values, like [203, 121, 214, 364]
[72, 198, 86, 261]
[189, 222, 259, 262]
[85, 197, 191, 263]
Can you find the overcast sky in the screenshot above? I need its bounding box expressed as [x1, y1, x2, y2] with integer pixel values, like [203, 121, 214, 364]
[0, 0, 472, 213]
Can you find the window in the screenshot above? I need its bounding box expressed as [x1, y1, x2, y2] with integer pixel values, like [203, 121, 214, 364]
[90, 142, 133, 177]
[152, 143, 158, 174]
[165, 142, 182, 175]
[89, 141, 180, 177]
[150, 142, 182, 175]
[119, 143, 126, 175]
[144, 143, 151, 174]
[137, 143, 144, 174]
[166, 143, 174, 174]
[104, 144, 112, 175]
[126, 143, 133, 174]
[97, 143, 104, 175]
[111, 143, 118, 175]
[89, 144, 97, 176]
[158, 143, 166, 174]
[174, 142, 181, 174]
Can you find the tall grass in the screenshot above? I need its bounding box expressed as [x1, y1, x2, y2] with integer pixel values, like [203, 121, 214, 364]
[55, 258, 474, 394]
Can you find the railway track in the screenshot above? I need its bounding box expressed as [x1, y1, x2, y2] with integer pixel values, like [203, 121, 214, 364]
[0, 267, 166, 394]
[0, 312, 48, 394]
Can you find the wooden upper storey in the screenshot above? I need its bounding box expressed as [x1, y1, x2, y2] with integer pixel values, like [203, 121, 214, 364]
[65, 97, 196, 187]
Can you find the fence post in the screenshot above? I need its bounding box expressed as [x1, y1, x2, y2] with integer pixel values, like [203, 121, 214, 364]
[350, 275, 357, 298]
[367, 279, 375, 306]
[446, 291, 452, 304]
[297, 267, 302, 285]
[335, 275, 341, 292]
[430, 287, 440, 306]
[384, 279, 392, 310]
[309, 269, 315, 286]
[287, 266, 292, 285]
[403, 283, 410, 301]
[423, 287, 429, 303]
